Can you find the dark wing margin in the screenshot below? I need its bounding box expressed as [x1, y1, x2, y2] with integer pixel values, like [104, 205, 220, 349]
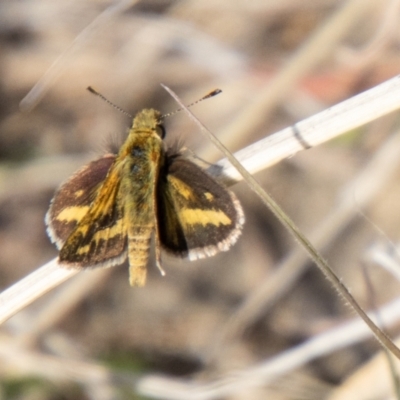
[45, 155, 115, 248]
[157, 156, 244, 260]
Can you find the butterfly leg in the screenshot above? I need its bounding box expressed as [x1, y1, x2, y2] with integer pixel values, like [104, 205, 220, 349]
[154, 221, 166, 277]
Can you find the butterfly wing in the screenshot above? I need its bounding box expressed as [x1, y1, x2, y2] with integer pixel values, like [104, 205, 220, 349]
[46, 154, 128, 268]
[157, 157, 244, 260]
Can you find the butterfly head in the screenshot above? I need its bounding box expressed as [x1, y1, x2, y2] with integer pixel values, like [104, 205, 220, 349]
[132, 109, 165, 139]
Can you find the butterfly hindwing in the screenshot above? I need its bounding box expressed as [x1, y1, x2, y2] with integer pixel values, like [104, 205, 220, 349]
[157, 156, 244, 260]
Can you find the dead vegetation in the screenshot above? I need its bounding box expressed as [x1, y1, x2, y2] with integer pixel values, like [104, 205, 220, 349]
[1, 0, 400, 399]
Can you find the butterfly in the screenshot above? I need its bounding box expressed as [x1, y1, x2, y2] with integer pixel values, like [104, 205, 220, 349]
[46, 104, 244, 286]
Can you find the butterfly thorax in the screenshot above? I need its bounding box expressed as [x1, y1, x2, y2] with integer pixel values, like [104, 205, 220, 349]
[117, 113, 165, 217]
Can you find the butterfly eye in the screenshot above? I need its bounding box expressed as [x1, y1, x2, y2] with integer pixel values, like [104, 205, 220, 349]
[157, 125, 166, 139]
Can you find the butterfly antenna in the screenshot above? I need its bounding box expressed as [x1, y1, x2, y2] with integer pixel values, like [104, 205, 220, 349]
[162, 89, 222, 119]
[87, 86, 132, 118]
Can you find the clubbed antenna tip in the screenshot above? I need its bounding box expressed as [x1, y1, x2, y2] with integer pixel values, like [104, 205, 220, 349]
[162, 88, 222, 119]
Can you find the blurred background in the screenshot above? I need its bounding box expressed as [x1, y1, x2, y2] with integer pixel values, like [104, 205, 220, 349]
[1, 0, 400, 399]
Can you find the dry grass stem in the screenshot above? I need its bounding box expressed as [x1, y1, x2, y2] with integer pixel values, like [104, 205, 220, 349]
[205, 0, 380, 160]
[137, 296, 400, 399]
[209, 127, 400, 361]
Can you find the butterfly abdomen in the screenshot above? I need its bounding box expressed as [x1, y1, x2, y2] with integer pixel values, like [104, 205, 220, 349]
[127, 225, 153, 286]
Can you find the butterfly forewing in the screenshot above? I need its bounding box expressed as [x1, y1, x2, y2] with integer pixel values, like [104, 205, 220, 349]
[46, 155, 116, 246]
[46, 154, 128, 268]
